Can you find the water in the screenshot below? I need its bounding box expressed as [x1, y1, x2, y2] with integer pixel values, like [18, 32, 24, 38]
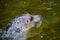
[0, 0, 60, 40]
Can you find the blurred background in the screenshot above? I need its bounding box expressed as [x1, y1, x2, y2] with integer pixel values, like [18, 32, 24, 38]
[0, 0, 60, 40]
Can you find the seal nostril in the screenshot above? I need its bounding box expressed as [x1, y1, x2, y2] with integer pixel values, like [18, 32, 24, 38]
[30, 17, 33, 21]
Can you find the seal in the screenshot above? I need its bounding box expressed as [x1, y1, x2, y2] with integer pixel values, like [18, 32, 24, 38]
[2, 13, 42, 40]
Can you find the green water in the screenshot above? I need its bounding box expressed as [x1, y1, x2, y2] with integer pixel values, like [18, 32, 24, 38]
[0, 0, 60, 40]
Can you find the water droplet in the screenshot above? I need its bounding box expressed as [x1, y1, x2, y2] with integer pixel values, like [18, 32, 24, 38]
[41, 35, 43, 38]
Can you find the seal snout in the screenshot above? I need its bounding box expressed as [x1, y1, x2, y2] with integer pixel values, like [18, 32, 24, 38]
[33, 15, 42, 23]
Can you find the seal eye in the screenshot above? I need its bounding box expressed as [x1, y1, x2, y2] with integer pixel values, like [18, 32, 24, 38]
[30, 17, 33, 21]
